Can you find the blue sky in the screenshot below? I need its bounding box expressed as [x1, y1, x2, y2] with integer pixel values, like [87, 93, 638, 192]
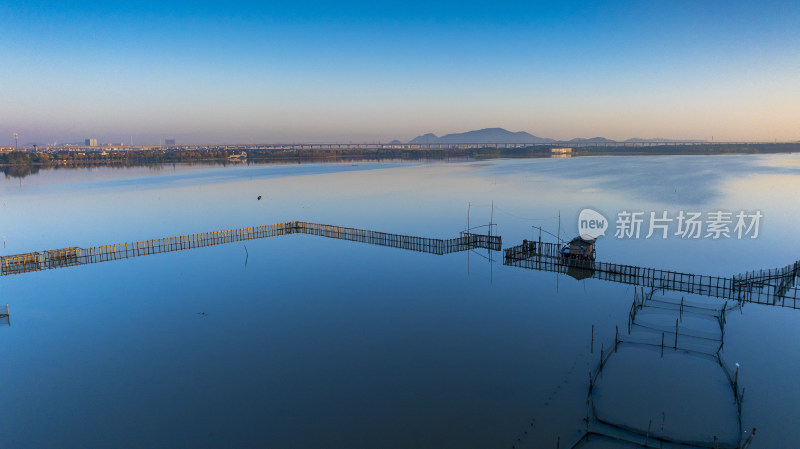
[1, 1, 798, 144]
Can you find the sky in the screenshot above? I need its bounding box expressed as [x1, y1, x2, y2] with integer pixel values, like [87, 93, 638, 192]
[1, 0, 798, 145]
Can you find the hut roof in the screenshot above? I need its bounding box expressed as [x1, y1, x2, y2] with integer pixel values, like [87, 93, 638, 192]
[572, 235, 597, 245]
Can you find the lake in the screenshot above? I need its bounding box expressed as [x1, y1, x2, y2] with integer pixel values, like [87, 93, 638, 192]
[1, 155, 798, 448]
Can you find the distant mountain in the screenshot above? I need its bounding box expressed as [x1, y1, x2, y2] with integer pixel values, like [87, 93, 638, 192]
[402, 128, 708, 145]
[409, 133, 439, 144]
[568, 137, 616, 143]
[408, 128, 555, 144]
[388, 139, 403, 144]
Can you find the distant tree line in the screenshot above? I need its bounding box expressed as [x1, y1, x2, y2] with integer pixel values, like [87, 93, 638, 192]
[2, 143, 799, 179]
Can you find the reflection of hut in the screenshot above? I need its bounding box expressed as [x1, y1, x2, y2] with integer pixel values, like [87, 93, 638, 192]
[561, 235, 596, 260]
[566, 264, 594, 280]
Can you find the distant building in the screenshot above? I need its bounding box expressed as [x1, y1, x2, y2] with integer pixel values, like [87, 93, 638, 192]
[551, 147, 572, 153]
[85, 138, 97, 146]
[165, 139, 176, 145]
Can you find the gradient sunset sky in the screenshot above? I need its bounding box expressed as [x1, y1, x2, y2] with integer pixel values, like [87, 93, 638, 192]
[1, 0, 798, 144]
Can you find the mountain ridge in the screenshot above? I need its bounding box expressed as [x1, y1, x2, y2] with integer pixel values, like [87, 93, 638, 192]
[403, 128, 708, 144]
[408, 128, 554, 144]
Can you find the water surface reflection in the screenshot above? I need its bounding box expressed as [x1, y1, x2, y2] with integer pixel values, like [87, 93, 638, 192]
[1, 155, 798, 448]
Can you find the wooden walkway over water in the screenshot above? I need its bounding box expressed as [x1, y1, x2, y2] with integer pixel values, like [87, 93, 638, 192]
[0, 221, 501, 277]
[504, 240, 800, 309]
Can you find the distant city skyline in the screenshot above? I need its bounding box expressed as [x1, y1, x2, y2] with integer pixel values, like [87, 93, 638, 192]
[2, 1, 798, 145]
[5, 126, 796, 147]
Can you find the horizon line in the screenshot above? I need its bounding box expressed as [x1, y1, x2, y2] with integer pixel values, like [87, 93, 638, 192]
[4, 140, 800, 150]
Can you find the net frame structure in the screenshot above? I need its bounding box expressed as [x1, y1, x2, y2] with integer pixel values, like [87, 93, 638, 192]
[568, 286, 756, 449]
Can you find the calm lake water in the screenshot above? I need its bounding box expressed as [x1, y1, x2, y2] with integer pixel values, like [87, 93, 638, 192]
[1, 155, 798, 448]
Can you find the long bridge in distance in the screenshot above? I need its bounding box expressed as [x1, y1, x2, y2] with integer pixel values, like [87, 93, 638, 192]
[4, 140, 795, 152]
[503, 240, 800, 309]
[0, 221, 501, 277]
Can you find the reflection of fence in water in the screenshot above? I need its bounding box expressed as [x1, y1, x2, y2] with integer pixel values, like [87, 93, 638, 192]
[0, 304, 9, 326]
[46, 247, 82, 269]
[503, 241, 800, 309]
[0, 252, 43, 275]
[0, 221, 502, 276]
[0, 222, 295, 275]
[567, 289, 755, 449]
[293, 221, 501, 255]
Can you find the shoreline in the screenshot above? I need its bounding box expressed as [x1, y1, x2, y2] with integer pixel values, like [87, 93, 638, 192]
[2, 143, 799, 178]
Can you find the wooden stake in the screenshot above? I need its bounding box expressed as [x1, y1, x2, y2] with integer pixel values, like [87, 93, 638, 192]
[674, 319, 678, 349]
[600, 344, 604, 367]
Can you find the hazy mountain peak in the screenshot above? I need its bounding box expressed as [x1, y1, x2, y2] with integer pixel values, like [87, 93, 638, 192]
[408, 128, 554, 144]
[403, 128, 707, 145]
[568, 137, 616, 143]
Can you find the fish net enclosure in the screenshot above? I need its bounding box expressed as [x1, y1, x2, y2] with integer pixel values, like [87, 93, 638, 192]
[570, 432, 675, 449]
[569, 289, 755, 449]
[732, 260, 799, 307]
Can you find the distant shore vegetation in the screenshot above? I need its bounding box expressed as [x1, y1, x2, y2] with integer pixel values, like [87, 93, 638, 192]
[1, 143, 799, 178]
